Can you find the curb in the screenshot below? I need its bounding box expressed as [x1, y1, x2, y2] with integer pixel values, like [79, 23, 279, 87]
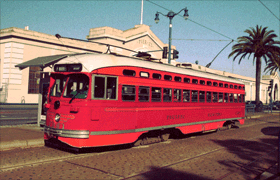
[0, 139, 44, 151]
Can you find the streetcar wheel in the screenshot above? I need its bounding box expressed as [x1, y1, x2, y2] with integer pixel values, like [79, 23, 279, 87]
[161, 133, 170, 141]
[134, 139, 143, 147]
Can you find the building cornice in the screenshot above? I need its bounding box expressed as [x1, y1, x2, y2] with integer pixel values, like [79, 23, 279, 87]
[0, 27, 105, 53]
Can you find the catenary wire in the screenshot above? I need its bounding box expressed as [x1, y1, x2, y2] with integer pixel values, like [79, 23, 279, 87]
[258, 0, 280, 21]
[146, 0, 236, 41]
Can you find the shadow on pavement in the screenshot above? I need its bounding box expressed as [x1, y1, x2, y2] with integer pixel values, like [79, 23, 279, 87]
[261, 126, 280, 136]
[136, 166, 212, 180]
[212, 136, 278, 179]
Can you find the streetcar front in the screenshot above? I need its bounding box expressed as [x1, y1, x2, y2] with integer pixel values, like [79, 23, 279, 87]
[44, 63, 91, 147]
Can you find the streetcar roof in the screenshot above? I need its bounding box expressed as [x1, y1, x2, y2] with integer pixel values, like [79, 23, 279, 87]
[54, 53, 244, 84]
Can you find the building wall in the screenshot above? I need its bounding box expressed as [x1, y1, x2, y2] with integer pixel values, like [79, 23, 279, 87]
[0, 27, 106, 103]
[0, 25, 169, 103]
[0, 26, 279, 104]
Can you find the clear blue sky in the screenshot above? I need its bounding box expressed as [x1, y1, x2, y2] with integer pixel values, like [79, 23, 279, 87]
[1, 0, 279, 78]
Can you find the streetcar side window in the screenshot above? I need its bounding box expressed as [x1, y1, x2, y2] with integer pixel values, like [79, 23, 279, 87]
[225, 84, 228, 88]
[207, 81, 212, 86]
[199, 91, 205, 102]
[184, 78, 190, 83]
[152, 87, 161, 102]
[200, 80, 205, 85]
[192, 79, 198, 84]
[224, 93, 229, 103]
[140, 72, 149, 78]
[238, 94, 242, 103]
[192, 91, 198, 102]
[93, 76, 105, 98]
[173, 89, 181, 102]
[163, 88, 172, 102]
[218, 93, 223, 102]
[183, 90, 190, 102]
[174, 76, 182, 82]
[234, 94, 238, 102]
[92, 76, 117, 100]
[139, 86, 150, 102]
[122, 85, 135, 101]
[213, 82, 218, 87]
[213, 92, 218, 102]
[229, 93, 234, 102]
[106, 77, 117, 99]
[164, 75, 172, 81]
[152, 73, 161, 79]
[219, 83, 223, 87]
[123, 69, 136, 76]
[206, 92, 212, 102]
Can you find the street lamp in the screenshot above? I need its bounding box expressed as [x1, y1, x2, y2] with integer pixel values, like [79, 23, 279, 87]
[155, 8, 189, 64]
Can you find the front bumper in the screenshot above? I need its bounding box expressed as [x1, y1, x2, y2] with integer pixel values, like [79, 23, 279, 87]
[44, 126, 89, 139]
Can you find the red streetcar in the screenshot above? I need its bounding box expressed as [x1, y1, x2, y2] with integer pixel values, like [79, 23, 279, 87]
[44, 53, 245, 148]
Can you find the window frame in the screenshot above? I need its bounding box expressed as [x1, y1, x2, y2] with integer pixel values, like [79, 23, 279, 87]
[123, 69, 136, 76]
[138, 86, 150, 102]
[163, 88, 172, 102]
[152, 73, 161, 79]
[206, 91, 212, 102]
[183, 89, 190, 102]
[173, 89, 181, 102]
[199, 91, 205, 102]
[192, 90, 198, 102]
[152, 87, 162, 102]
[164, 75, 172, 81]
[174, 76, 182, 82]
[122, 85, 136, 101]
[139, 71, 150, 78]
[184, 78, 190, 83]
[92, 75, 118, 100]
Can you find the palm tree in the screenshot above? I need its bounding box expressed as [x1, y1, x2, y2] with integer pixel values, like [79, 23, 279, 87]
[264, 50, 280, 74]
[228, 25, 280, 111]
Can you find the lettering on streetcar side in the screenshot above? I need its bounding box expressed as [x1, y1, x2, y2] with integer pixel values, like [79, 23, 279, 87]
[167, 114, 185, 120]
[208, 113, 222, 117]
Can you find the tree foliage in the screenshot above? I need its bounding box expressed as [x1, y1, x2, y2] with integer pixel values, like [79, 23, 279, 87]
[229, 25, 279, 65]
[264, 50, 280, 74]
[228, 25, 279, 111]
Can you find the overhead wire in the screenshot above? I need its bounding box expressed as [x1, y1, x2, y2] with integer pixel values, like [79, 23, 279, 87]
[258, 0, 280, 21]
[146, 0, 236, 41]
[172, 39, 232, 41]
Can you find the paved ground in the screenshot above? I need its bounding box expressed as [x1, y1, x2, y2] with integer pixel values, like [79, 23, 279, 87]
[0, 111, 279, 179]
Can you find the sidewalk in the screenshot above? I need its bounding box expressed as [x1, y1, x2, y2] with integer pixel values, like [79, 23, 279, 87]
[0, 124, 44, 151]
[0, 111, 279, 179]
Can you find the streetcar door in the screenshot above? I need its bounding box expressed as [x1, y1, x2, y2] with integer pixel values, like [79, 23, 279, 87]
[38, 73, 50, 127]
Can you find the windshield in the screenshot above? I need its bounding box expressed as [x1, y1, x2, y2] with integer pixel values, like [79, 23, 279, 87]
[63, 74, 89, 99]
[50, 74, 67, 97]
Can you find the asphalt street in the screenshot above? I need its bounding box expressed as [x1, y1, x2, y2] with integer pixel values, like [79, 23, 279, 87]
[0, 114, 279, 180]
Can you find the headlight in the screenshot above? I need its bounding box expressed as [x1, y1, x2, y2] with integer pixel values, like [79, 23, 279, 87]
[55, 114, 60, 122]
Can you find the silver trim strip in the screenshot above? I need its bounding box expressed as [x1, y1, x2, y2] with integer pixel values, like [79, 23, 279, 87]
[44, 126, 89, 139]
[90, 117, 244, 135]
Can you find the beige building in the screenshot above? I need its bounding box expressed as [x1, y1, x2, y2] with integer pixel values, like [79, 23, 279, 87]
[0, 25, 279, 104]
